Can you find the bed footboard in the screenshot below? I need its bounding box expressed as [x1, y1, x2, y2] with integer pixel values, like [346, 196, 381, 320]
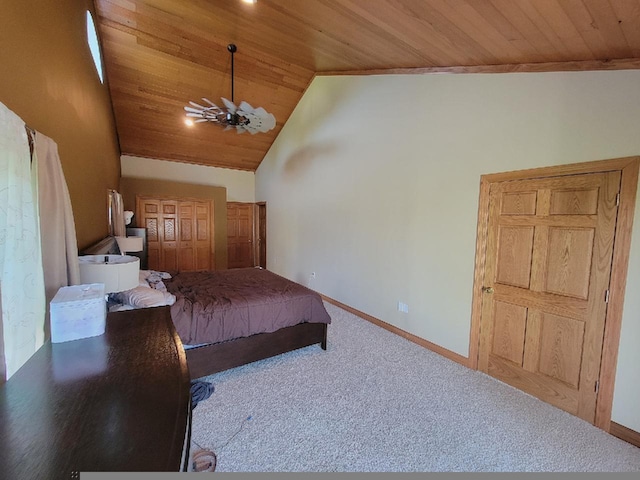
[185, 322, 328, 379]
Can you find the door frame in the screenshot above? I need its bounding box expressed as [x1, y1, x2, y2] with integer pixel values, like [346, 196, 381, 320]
[255, 202, 267, 269]
[468, 156, 639, 431]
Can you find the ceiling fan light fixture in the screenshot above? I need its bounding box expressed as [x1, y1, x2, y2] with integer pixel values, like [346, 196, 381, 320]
[184, 44, 275, 134]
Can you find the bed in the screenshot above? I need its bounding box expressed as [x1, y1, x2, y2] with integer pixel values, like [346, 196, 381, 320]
[83, 237, 331, 379]
[105, 266, 330, 379]
[164, 267, 331, 379]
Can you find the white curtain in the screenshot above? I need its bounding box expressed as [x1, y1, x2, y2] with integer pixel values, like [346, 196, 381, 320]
[34, 132, 80, 337]
[108, 189, 126, 237]
[0, 103, 46, 380]
[0, 286, 5, 381]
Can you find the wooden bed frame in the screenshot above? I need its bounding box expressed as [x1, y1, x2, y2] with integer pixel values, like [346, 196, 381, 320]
[185, 322, 328, 379]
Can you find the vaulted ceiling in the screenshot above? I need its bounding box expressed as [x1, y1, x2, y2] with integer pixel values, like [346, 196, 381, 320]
[95, 0, 640, 172]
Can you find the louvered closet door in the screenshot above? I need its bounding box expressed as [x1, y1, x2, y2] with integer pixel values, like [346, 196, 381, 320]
[478, 171, 620, 423]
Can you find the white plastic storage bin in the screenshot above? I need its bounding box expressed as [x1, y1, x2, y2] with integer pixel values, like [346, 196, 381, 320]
[50, 283, 106, 343]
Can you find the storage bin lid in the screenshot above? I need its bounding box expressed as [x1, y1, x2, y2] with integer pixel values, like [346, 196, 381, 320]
[51, 283, 105, 304]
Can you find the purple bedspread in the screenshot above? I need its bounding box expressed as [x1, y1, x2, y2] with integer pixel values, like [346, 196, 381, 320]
[165, 268, 331, 345]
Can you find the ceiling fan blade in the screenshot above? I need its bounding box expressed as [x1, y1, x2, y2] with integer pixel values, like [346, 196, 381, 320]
[252, 106, 270, 117]
[238, 101, 254, 113]
[233, 101, 275, 133]
[221, 97, 237, 113]
[202, 98, 220, 108]
[244, 108, 276, 133]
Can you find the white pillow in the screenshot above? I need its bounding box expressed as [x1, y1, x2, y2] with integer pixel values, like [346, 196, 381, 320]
[138, 270, 172, 289]
[139, 270, 151, 286]
[117, 285, 176, 309]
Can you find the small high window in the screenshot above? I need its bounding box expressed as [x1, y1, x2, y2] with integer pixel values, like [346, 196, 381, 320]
[86, 11, 104, 83]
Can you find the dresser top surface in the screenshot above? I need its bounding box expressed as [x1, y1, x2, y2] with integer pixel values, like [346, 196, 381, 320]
[0, 306, 191, 478]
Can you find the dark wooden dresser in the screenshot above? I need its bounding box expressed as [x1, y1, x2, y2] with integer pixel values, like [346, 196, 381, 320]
[0, 306, 192, 479]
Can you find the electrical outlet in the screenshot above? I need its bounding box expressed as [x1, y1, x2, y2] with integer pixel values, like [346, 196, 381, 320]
[397, 301, 409, 313]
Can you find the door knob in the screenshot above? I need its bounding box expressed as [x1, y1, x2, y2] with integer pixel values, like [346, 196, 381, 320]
[482, 286, 494, 294]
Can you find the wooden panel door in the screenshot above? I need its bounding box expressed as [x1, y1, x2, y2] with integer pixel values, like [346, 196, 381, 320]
[478, 171, 620, 423]
[160, 200, 179, 272]
[227, 202, 255, 269]
[178, 202, 195, 272]
[195, 201, 213, 271]
[137, 196, 214, 272]
[140, 198, 161, 271]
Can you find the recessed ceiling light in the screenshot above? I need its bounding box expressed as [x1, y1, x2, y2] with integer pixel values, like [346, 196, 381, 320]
[241, 0, 256, 4]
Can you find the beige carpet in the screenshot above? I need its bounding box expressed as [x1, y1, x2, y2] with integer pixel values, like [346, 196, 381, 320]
[190, 302, 640, 472]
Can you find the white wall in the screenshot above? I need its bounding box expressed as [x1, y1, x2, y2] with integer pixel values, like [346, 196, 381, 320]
[256, 71, 640, 431]
[121, 155, 255, 202]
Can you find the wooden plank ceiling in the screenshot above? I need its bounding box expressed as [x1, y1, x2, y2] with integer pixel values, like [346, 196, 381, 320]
[95, 0, 640, 171]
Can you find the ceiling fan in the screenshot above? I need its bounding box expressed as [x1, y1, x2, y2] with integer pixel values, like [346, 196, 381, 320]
[184, 44, 276, 134]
